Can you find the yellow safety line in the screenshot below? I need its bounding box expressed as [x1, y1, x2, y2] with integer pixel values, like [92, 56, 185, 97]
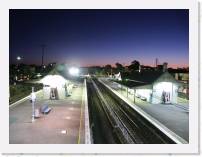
[77, 84, 84, 144]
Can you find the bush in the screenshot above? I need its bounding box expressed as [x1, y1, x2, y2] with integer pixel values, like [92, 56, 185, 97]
[178, 92, 189, 100]
[9, 83, 43, 104]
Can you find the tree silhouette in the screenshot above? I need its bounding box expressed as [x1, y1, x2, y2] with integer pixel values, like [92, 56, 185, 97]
[128, 60, 140, 71]
[115, 62, 124, 72]
[104, 64, 112, 74]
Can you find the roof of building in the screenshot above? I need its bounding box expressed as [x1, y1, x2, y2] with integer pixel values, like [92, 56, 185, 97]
[168, 68, 189, 73]
[115, 79, 148, 88]
[119, 71, 179, 88]
[121, 71, 163, 83]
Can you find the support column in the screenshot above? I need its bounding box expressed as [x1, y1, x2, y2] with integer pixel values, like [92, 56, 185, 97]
[127, 87, 128, 98]
[134, 89, 136, 103]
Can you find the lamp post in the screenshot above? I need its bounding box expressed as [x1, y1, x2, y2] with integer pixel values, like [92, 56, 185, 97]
[16, 56, 22, 68]
[16, 56, 22, 82]
[31, 87, 36, 123]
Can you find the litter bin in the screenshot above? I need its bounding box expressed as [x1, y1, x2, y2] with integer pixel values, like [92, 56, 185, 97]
[34, 109, 40, 118]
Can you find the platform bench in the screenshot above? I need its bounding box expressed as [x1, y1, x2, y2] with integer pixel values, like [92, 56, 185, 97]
[40, 104, 52, 114]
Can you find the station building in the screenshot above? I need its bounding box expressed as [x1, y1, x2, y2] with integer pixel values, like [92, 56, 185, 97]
[115, 71, 181, 104]
[169, 69, 189, 100]
[38, 66, 73, 100]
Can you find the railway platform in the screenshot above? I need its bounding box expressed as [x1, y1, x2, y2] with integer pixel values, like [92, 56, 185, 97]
[100, 78, 189, 142]
[9, 81, 86, 144]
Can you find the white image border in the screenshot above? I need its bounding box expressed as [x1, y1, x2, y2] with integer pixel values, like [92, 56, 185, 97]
[0, 0, 199, 154]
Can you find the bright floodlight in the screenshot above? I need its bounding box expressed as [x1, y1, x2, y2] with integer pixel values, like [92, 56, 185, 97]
[69, 67, 79, 76]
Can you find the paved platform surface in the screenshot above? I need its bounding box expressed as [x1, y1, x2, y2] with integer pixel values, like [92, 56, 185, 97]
[9, 81, 85, 144]
[101, 78, 189, 142]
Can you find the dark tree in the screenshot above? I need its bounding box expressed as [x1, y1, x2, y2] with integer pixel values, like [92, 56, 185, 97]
[115, 62, 124, 72]
[104, 64, 112, 74]
[128, 60, 140, 71]
[88, 66, 103, 75]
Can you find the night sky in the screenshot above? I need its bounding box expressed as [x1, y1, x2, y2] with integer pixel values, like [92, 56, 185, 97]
[9, 9, 189, 68]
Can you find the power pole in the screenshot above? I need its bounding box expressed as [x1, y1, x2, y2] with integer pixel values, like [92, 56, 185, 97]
[41, 44, 46, 66]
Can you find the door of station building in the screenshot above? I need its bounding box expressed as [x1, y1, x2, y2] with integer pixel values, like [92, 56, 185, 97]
[50, 87, 59, 100]
[162, 91, 171, 103]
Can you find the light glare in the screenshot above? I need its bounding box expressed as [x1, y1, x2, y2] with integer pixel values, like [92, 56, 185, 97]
[17, 56, 21, 60]
[69, 67, 79, 76]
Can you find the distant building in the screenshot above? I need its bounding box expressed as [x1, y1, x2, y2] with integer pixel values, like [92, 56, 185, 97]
[48, 62, 56, 67]
[155, 61, 168, 72]
[175, 73, 189, 82]
[168, 68, 189, 99]
[114, 72, 122, 81]
[141, 65, 155, 71]
[163, 62, 168, 72]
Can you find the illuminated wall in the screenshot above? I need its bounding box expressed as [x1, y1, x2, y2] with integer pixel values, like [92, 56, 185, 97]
[43, 86, 51, 99]
[128, 82, 178, 104]
[40, 75, 69, 99]
[152, 82, 178, 104]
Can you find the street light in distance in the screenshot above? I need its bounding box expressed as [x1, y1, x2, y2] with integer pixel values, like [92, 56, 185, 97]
[16, 56, 22, 61]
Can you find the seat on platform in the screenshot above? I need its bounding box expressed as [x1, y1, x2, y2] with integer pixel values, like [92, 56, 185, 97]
[40, 104, 52, 114]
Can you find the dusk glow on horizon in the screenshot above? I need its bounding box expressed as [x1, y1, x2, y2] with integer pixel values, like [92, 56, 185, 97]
[9, 9, 189, 68]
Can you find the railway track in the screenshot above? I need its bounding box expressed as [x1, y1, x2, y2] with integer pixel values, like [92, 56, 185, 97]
[87, 78, 176, 144]
[93, 80, 143, 144]
[87, 79, 120, 144]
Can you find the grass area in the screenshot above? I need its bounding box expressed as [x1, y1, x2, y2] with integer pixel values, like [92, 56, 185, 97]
[9, 83, 43, 105]
[177, 97, 189, 104]
[178, 92, 189, 100]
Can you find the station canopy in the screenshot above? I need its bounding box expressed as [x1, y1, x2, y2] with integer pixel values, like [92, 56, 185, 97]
[40, 75, 67, 88]
[38, 64, 68, 88]
[118, 71, 180, 89]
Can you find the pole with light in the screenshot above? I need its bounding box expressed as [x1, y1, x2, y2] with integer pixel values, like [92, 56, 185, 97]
[31, 87, 36, 123]
[16, 56, 22, 68]
[16, 56, 21, 61]
[16, 56, 22, 81]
